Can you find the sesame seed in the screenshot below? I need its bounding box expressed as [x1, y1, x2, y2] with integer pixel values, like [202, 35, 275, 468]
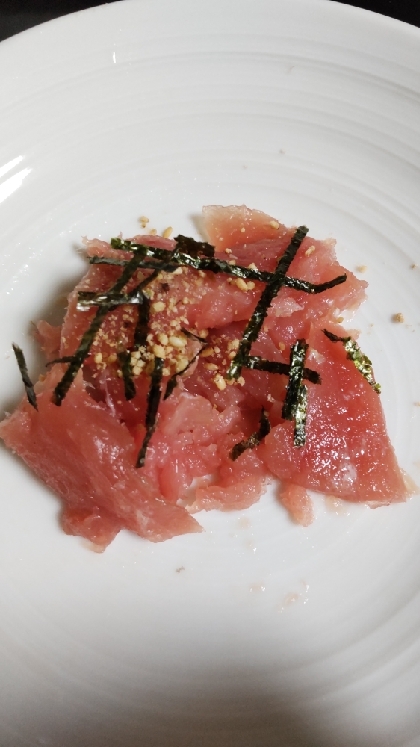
[213, 373, 227, 390]
[162, 226, 173, 239]
[169, 335, 186, 349]
[269, 220, 279, 229]
[235, 278, 248, 291]
[152, 301, 165, 312]
[153, 344, 166, 358]
[176, 357, 189, 372]
[305, 245, 316, 256]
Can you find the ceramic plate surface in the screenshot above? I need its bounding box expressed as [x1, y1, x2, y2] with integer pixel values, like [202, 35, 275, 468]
[0, 1, 420, 745]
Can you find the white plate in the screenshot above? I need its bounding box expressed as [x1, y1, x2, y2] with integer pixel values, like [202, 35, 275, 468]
[0, 1, 420, 745]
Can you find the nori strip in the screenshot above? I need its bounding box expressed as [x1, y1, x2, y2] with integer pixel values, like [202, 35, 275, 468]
[181, 328, 208, 343]
[90, 255, 180, 274]
[12, 344, 37, 410]
[293, 384, 308, 447]
[284, 274, 347, 294]
[46, 356, 75, 368]
[174, 235, 215, 258]
[132, 270, 160, 349]
[323, 329, 381, 393]
[77, 268, 160, 311]
[117, 349, 136, 400]
[230, 408, 271, 461]
[53, 254, 142, 405]
[136, 357, 164, 468]
[282, 340, 308, 420]
[107, 237, 346, 296]
[164, 351, 201, 400]
[133, 296, 150, 349]
[227, 226, 309, 379]
[246, 355, 320, 385]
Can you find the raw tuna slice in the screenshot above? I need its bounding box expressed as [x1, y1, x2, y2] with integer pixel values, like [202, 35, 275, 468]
[260, 326, 409, 506]
[0, 366, 201, 548]
[0, 205, 412, 548]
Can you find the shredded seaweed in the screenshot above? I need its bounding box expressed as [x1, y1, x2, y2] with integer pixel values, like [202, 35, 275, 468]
[293, 384, 308, 447]
[117, 348, 136, 400]
[164, 350, 202, 400]
[12, 344, 37, 410]
[181, 328, 208, 343]
[107, 237, 347, 298]
[230, 408, 271, 461]
[246, 355, 320, 385]
[90, 254, 179, 274]
[227, 227, 309, 380]
[284, 274, 347, 294]
[47, 226, 350, 467]
[53, 254, 142, 405]
[282, 340, 309, 420]
[323, 329, 381, 393]
[136, 357, 164, 468]
[46, 356, 75, 368]
[174, 235, 215, 258]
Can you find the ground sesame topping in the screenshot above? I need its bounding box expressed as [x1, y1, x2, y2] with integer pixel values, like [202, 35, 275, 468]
[213, 373, 227, 390]
[392, 312, 404, 323]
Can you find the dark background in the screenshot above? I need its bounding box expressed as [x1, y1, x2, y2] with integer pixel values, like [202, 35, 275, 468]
[0, 0, 419, 42]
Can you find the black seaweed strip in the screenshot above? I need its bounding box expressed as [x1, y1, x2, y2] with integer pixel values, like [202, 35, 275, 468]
[46, 356, 75, 368]
[323, 329, 346, 343]
[284, 274, 347, 294]
[77, 290, 144, 308]
[174, 235, 215, 258]
[53, 254, 142, 405]
[111, 238, 271, 280]
[109, 236, 347, 299]
[246, 356, 320, 385]
[181, 328, 208, 343]
[12, 344, 37, 410]
[78, 268, 161, 311]
[293, 384, 308, 447]
[131, 269, 161, 350]
[227, 227, 308, 379]
[164, 350, 203, 400]
[323, 328, 381, 393]
[136, 357, 164, 468]
[90, 256, 179, 273]
[117, 349, 136, 400]
[282, 340, 308, 420]
[230, 408, 271, 461]
[93, 254, 346, 296]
